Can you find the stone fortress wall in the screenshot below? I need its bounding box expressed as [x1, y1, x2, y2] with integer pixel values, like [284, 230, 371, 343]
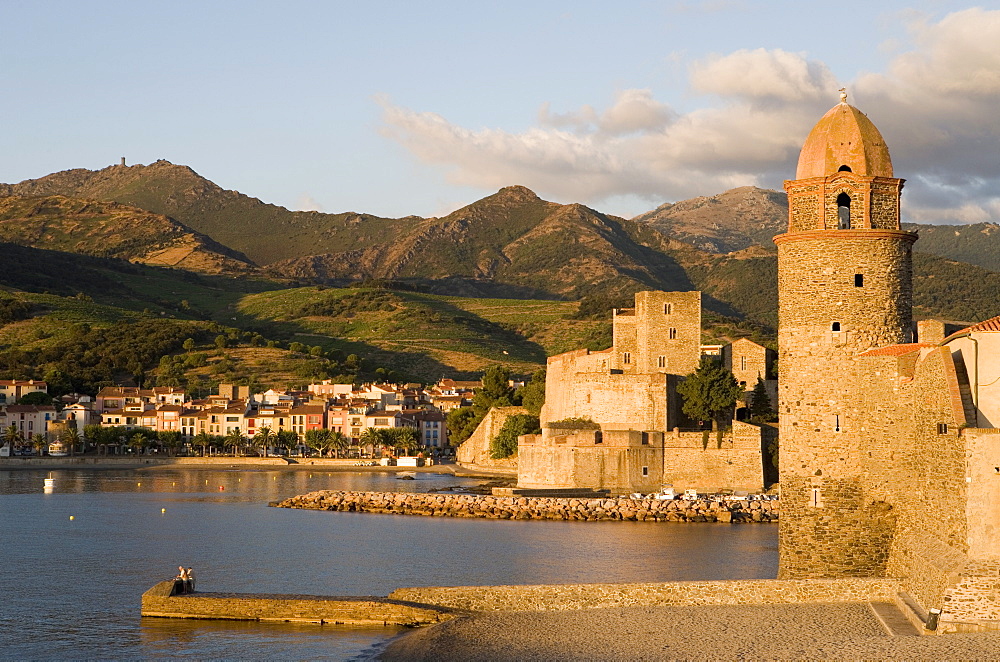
[516, 289, 771, 495]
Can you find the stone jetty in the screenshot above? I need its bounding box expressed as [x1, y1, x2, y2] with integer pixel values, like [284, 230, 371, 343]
[272, 490, 779, 523]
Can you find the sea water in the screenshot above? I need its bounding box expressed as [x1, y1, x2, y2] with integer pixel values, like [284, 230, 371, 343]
[0, 468, 777, 660]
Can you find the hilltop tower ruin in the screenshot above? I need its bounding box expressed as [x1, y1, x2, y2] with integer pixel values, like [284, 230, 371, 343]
[776, 95, 917, 578]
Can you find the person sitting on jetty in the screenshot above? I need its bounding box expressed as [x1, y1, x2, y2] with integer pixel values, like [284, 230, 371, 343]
[173, 566, 188, 594]
[185, 567, 195, 593]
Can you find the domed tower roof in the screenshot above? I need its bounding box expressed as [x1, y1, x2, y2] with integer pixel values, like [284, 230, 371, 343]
[795, 96, 893, 179]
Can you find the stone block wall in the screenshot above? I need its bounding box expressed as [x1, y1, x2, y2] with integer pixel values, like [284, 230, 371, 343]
[540, 360, 669, 432]
[389, 578, 900, 613]
[517, 429, 665, 492]
[455, 406, 524, 470]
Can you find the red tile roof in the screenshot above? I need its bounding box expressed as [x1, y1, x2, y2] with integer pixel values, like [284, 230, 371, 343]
[948, 315, 1000, 338]
[856, 343, 932, 357]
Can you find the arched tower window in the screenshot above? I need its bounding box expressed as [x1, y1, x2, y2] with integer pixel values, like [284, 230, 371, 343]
[838, 165, 852, 172]
[837, 193, 852, 229]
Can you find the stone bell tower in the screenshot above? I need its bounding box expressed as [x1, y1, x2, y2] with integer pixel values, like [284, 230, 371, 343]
[776, 92, 917, 578]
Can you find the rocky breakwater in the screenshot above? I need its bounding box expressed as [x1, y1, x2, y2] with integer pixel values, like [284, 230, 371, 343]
[272, 491, 779, 523]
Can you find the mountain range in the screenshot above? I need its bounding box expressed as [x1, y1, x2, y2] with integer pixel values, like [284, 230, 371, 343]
[2, 160, 1000, 382]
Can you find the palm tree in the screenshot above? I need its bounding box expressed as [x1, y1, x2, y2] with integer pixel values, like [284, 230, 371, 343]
[31, 433, 47, 457]
[328, 430, 350, 458]
[360, 427, 388, 458]
[193, 431, 211, 457]
[130, 431, 148, 455]
[60, 426, 81, 455]
[224, 428, 245, 456]
[158, 430, 182, 457]
[3, 424, 23, 452]
[254, 426, 274, 457]
[392, 427, 421, 455]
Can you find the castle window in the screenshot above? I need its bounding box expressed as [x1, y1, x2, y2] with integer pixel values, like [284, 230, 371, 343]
[641, 432, 649, 445]
[810, 487, 823, 508]
[669, 327, 677, 340]
[937, 423, 949, 435]
[623, 352, 631, 365]
[740, 356, 746, 371]
[855, 273, 864, 287]
[657, 356, 666, 368]
[831, 322, 841, 332]
[664, 303, 672, 314]
[834, 414, 842, 433]
[837, 193, 852, 229]
[838, 165, 853, 172]
[642, 466, 649, 477]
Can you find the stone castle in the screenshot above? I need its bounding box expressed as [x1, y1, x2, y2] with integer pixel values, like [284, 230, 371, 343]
[777, 95, 1000, 630]
[516, 290, 773, 494]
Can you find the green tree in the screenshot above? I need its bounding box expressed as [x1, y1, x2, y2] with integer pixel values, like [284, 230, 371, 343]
[749, 377, 776, 423]
[517, 368, 546, 416]
[214, 335, 228, 349]
[17, 391, 52, 406]
[676, 357, 743, 430]
[158, 430, 182, 456]
[446, 407, 481, 446]
[276, 429, 299, 455]
[473, 365, 513, 413]
[304, 428, 331, 457]
[490, 414, 540, 459]
[182, 338, 196, 352]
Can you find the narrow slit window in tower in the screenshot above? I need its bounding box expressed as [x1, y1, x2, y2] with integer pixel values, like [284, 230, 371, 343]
[837, 193, 852, 229]
[664, 303, 672, 314]
[657, 355, 666, 368]
[855, 273, 864, 287]
[623, 352, 631, 364]
[831, 322, 841, 332]
[669, 327, 677, 340]
[834, 414, 841, 432]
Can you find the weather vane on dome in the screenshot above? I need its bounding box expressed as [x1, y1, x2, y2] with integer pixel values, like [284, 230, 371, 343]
[839, 88, 848, 103]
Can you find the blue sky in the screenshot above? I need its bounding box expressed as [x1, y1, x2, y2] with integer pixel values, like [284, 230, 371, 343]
[3, 1, 998, 223]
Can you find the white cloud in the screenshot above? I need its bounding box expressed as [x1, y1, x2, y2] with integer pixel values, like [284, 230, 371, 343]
[295, 194, 324, 212]
[379, 9, 1000, 224]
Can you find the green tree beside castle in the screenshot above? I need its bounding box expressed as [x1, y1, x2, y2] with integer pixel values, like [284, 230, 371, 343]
[676, 357, 743, 431]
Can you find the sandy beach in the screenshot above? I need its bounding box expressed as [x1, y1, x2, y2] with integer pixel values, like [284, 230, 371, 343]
[379, 604, 1000, 661]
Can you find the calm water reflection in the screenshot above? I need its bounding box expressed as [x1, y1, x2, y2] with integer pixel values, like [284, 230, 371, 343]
[0, 468, 777, 660]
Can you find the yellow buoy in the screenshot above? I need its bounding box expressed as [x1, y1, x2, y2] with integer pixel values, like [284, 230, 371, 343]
[69, 516, 74, 521]
[137, 482, 141, 487]
[161, 508, 166, 514]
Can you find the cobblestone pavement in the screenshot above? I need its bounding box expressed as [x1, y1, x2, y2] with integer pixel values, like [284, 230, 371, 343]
[379, 603, 1000, 661]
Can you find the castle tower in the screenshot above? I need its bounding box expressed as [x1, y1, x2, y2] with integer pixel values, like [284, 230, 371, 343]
[776, 93, 917, 578]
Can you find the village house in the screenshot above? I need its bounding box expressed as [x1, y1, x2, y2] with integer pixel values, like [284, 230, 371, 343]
[0, 379, 47, 404]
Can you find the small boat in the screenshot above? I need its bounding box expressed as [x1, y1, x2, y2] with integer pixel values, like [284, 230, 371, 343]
[48, 441, 69, 457]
